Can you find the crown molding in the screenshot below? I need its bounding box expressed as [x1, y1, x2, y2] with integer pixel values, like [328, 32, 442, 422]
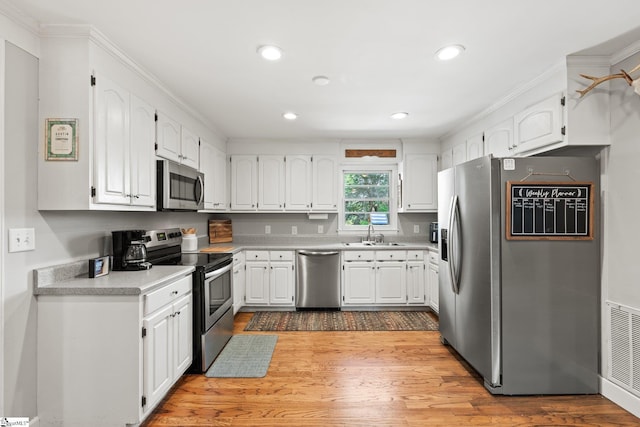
[0, 0, 39, 36]
[39, 24, 227, 141]
[610, 39, 640, 66]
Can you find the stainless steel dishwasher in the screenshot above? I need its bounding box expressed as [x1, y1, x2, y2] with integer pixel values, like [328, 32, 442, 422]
[296, 250, 341, 309]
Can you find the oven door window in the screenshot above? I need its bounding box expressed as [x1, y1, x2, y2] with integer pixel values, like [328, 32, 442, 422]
[207, 270, 231, 317]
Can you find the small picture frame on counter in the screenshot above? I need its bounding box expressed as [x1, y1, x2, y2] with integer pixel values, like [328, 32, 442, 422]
[88, 256, 110, 278]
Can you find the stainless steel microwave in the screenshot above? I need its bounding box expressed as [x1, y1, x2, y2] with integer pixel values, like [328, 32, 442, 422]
[157, 159, 204, 211]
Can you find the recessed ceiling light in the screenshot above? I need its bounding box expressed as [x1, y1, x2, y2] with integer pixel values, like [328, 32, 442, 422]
[435, 44, 465, 61]
[257, 45, 283, 61]
[390, 112, 409, 120]
[312, 75, 330, 86]
[283, 112, 298, 120]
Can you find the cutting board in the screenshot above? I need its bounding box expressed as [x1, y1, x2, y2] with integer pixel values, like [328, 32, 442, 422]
[209, 219, 232, 243]
[201, 246, 234, 253]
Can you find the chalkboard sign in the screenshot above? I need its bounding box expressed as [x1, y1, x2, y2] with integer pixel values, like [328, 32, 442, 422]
[506, 181, 594, 240]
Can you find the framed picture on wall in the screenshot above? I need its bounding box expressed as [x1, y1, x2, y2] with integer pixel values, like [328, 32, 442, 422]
[45, 118, 78, 161]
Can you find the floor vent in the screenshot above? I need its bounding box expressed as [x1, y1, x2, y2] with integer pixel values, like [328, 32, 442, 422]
[608, 303, 640, 396]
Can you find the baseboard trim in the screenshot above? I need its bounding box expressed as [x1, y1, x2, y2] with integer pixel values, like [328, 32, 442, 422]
[601, 377, 640, 419]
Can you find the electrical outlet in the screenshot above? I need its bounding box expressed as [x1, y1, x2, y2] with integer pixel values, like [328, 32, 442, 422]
[265, 225, 271, 234]
[291, 226, 298, 235]
[414, 224, 420, 233]
[317, 225, 324, 234]
[9, 228, 36, 252]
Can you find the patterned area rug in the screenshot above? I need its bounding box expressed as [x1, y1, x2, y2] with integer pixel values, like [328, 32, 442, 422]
[244, 311, 439, 331]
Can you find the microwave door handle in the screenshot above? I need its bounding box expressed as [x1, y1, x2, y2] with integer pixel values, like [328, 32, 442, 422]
[196, 175, 204, 205]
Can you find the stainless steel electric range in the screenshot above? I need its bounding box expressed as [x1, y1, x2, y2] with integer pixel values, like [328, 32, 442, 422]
[143, 228, 233, 373]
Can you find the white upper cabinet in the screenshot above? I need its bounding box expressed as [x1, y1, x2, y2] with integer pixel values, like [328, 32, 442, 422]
[230, 155, 258, 210]
[452, 142, 467, 166]
[312, 155, 338, 211]
[156, 113, 200, 170]
[513, 93, 564, 154]
[466, 133, 484, 161]
[200, 140, 227, 211]
[402, 153, 437, 212]
[285, 155, 312, 211]
[93, 74, 130, 206]
[129, 95, 157, 207]
[258, 155, 286, 211]
[440, 149, 453, 170]
[180, 126, 200, 170]
[155, 112, 181, 162]
[93, 74, 155, 208]
[484, 118, 514, 158]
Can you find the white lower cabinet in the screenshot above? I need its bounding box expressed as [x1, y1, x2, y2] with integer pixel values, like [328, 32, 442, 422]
[406, 251, 427, 304]
[244, 251, 295, 306]
[37, 273, 193, 427]
[232, 251, 246, 314]
[427, 250, 439, 313]
[343, 250, 426, 306]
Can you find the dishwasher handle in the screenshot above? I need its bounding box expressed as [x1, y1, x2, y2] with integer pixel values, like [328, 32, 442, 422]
[297, 250, 339, 256]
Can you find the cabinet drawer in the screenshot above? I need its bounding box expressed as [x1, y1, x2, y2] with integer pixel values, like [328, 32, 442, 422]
[144, 275, 192, 316]
[343, 251, 374, 261]
[270, 251, 293, 261]
[233, 251, 245, 266]
[246, 250, 269, 261]
[407, 250, 424, 261]
[376, 250, 406, 261]
[428, 250, 439, 265]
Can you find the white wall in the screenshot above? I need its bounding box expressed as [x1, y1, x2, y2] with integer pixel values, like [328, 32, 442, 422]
[605, 51, 640, 308]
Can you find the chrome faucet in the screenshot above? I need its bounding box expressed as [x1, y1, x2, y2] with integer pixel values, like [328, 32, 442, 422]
[366, 223, 375, 242]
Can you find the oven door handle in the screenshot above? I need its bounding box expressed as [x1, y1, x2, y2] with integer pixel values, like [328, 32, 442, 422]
[205, 262, 233, 280]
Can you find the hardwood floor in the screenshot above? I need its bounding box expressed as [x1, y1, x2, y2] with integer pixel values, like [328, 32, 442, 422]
[142, 312, 638, 426]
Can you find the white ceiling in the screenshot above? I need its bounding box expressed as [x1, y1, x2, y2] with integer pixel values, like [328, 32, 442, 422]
[9, 0, 640, 140]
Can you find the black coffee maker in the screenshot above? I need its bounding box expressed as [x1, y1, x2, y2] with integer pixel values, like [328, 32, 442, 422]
[112, 229, 152, 271]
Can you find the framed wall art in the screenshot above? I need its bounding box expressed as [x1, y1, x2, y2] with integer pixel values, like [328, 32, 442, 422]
[45, 118, 78, 161]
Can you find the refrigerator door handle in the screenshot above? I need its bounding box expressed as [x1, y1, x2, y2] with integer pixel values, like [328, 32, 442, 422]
[448, 195, 461, 294]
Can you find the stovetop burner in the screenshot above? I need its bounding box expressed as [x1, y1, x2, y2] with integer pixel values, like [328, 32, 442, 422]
[158, 252, 232, 272]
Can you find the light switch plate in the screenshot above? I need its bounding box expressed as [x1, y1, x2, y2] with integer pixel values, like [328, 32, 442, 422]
[9, 228, 36, 252]
[265, 225, 271, 234]
[414, 225, 420, 233]
[317, 225, 324, 234]
[291, 226, 297, 235]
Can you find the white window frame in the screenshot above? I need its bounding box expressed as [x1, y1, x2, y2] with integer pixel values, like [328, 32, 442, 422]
[339, 164, 398, 233]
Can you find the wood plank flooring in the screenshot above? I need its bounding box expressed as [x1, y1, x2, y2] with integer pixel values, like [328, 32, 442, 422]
[142, 312, 638, 426]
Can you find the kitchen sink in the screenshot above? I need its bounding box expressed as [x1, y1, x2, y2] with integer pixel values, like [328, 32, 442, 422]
[343, 242, 406, 247]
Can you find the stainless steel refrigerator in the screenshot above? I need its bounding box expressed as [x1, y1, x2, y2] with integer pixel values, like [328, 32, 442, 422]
[438, 155, 600, 395]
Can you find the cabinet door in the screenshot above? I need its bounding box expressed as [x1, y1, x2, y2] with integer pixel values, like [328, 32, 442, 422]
[258, 155, 285, 210]
[94, 74, 131, 205]
[466, 133, 484, 161]
[440, 149, 453, 170]
[180, 126, 200, 169]
[199, 140, 215, 209]
[312, 155, 338, 211]
[172, 294, 193, 377]
[143, 304, 173, 412]
[233, 264, 246, 314]
[269, 262, 294, 305]
[514, 93, 564, 154]
[212, 146, 228, 210]
[130, 95, 156, 207]
[407, 261, 426, 304]
[245, 262, 269, 304]
[403, 153, 437, 211]
[156, 112, 181, 163]
[484, 118, 514, 158]
[230, 155, 257, 210]
[375, 261, 407, 304]
[452, 142, 467, 166]
[343, 262, 376, 304]
[286, 155, 312, 210]
[428, 263, 439, 313]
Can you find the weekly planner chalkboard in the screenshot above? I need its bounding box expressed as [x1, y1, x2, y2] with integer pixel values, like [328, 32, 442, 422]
[506, 181, 594, 240]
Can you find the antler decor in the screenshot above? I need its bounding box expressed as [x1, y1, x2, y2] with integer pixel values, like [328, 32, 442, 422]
[577, 63, 640, 97]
